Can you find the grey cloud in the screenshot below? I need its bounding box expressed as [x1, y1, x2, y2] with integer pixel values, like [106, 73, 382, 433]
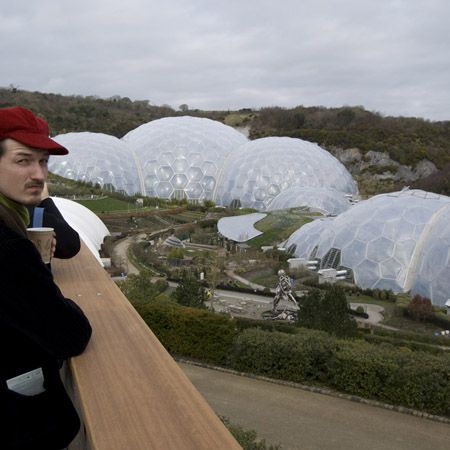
[1, 0, 449, 120]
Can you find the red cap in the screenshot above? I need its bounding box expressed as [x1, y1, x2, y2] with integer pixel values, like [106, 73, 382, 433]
[0, 106, 68, 155]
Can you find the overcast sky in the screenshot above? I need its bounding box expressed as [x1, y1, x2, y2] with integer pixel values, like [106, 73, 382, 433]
[1, 0, 449, 121]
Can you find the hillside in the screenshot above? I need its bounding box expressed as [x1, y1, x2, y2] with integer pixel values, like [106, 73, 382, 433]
[2, 87, 450, 196]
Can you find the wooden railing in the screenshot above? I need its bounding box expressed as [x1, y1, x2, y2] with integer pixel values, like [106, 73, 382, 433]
[53, 243, 241, 449]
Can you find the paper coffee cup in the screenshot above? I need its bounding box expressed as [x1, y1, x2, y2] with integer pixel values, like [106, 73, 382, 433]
[26, 227, 54, 264]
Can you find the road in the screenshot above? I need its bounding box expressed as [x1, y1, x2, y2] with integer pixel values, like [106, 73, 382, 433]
[179, 362, 450, 450]
[111, 234, 145, 275]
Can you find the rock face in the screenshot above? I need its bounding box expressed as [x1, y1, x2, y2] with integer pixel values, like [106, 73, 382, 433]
[330, 147, 438, 185]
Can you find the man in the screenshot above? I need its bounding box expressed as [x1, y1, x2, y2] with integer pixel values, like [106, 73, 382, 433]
[0, 106, 92, 450]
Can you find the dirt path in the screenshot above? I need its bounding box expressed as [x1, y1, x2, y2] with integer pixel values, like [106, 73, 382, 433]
[111, 234, 145, 275]
[179, 362, 450, 450]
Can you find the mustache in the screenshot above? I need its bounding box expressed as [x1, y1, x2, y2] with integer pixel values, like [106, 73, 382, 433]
[25, 181, 44, 189]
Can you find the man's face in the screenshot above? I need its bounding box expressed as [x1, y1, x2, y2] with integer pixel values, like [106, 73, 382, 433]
[0, 138, 49, 205]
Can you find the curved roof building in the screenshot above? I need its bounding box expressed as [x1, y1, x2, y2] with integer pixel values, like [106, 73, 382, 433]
[213, 137, 357, 210]
[217, 213, 267, 242]
[50, 133, 141, 195]
[122, 116, 248, 201]
[284, 189, 450, 306]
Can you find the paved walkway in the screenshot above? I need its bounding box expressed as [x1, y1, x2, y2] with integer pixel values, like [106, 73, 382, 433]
[111, 234, 145, 275]
[225, 269, 272, 292]
[179, 362, 450, 450]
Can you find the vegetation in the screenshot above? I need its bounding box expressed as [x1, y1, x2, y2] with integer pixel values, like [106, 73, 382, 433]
[405, 294, 434, 321]
[221, 417, 281, 450]
[117, 270, 167, 304]
[247, 208, 314, 248]
[3, 88, 450, 196]
[297, 286, 358, 338]
[250, 106, 450, 170]
[117, 271, 450, 417]
[76, 196, 138, 213]
[171, 272, 208, 308]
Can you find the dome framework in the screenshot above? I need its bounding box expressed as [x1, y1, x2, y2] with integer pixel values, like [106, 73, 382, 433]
[285, 189, 450, 306]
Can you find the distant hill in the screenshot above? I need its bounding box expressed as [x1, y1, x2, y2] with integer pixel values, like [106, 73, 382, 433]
[2, 87, 450, 196]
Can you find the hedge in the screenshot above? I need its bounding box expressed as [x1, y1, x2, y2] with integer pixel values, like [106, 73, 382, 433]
[133, 300, 450, 416]
[134, 299, 237, 364]
[229, 328, 337, 383]
[329, 340, 450, 416]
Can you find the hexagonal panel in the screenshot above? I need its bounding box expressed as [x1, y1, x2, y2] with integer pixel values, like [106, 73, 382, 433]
[157, 165, 174, 181]
[186, 182, 203, 199]
[173, 158, 188, 173]
[201, 176, 216, 192]
[341, 239, 366, 266]
[355, 259, 380, 288]
[202, 161, 217, 176]
[188, 166, 203, 182]
[158, 152, 175, 165]
[156, 182, 173, 198]
[367, 237, 395, 263]
[171, 174, 188, 189]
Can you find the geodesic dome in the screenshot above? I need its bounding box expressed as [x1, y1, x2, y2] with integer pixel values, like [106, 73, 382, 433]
[213, 137, 357, 210]
[267, 186, 352, 215]
[284, 189, 450, 306]
[410, 203, 450, 306]
[50, 133, 141, 195]
[122, 116, 248, 201]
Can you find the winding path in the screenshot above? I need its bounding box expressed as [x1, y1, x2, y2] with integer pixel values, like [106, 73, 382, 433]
[180, 362, 450, 450]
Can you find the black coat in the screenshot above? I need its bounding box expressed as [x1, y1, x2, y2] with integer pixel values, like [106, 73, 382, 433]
[0, 220, 92, 449]
[28, 198, 81, 259]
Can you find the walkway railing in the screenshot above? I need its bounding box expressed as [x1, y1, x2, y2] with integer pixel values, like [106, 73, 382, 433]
[53, 243, 241, 449]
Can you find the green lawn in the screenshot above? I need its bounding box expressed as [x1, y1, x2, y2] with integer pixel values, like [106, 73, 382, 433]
[76, 197, 138, 212]
[247, 208, 315, 247]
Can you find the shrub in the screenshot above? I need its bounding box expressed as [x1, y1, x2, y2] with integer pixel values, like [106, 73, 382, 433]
[221, 417, 281, 450]
[405, 294, 434, 321]
[329, 340, 450, 415]
[135, 299, 237, 364]
[297, 286, 358, 338]
[229, 328, 337, 383]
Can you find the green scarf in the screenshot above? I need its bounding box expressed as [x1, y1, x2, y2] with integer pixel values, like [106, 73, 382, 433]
[0, 192, 30, 229]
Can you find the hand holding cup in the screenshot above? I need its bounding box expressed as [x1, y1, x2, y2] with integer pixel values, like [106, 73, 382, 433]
[26, 227, 55, 264]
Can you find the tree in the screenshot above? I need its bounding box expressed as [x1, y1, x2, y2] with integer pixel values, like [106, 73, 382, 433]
[118, 270, 166, 304]
[179, 104, 189, 112]
[171, 273, 207, 308]
[321, 286, 357, 337]
[297, 286, 357, 337]
[297, 289, 322, 329]
[406, 294, 433, 321]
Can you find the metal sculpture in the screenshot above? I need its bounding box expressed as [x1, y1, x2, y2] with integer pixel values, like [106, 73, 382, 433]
[269, 270, 299, 320]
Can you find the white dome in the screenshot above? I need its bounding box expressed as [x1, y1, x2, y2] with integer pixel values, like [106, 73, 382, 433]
[285, 189, 450, 306]
[50, 132, 141, 195]
[268, 186, 352, 215]
[122, 116, 248, 201]
[214, 137, 357, 210]
[51, 197, 110, 265]
[410, 202, 450, 307]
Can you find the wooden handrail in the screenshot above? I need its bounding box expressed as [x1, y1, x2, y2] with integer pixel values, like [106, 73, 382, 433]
[53, 243, 241, 449]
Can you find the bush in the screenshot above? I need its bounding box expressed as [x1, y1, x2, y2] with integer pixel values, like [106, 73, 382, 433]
[221, 417, 281, 450]
[329, 340, 450, 415]
[118, 270, 166, 304]
[405, 294, 434, 321]
[229, 328, 337, 383]
[135, 299, 237, 364]
[297, 286, 358, 338]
